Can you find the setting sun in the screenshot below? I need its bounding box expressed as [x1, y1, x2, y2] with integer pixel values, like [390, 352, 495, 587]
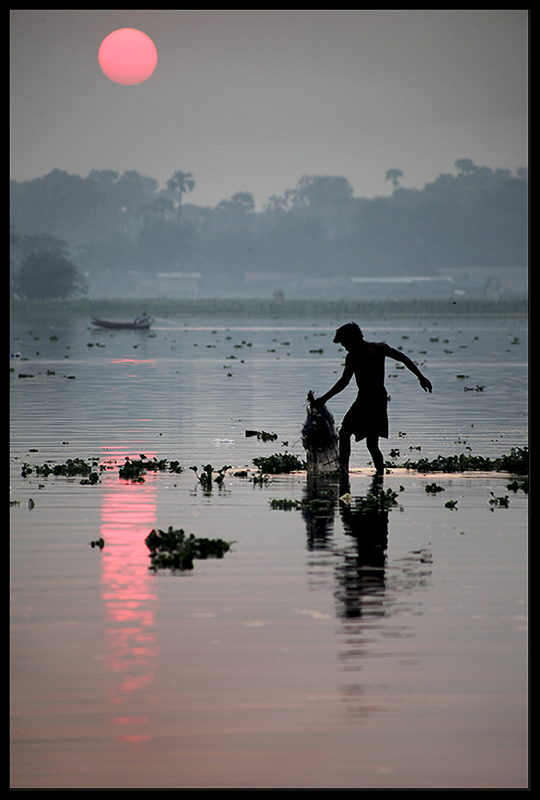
[98, 28, 157, 86]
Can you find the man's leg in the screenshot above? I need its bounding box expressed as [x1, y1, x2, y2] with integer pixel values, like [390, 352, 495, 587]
[366, 435, 384, 476]
[338, 425, 351, 475]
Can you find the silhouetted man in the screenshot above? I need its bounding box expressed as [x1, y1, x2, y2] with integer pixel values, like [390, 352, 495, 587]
[315, 322, 432, 478]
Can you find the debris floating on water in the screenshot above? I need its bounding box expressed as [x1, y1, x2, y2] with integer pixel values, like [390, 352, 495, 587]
[89, 538, 105, 550]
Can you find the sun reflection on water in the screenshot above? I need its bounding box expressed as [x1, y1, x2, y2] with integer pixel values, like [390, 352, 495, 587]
[100, 449, 158, 744]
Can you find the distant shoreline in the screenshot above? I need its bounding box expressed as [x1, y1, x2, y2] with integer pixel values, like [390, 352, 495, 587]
[10, 296, 528, 320]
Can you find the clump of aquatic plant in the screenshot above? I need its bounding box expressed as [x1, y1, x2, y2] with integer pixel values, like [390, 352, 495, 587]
[425, 482, 445, 493]
[347, 484, 404, 514]
[269, 498, 303, 511]
[252, 473, 271, 486]
[488, 492, 510, 509]
[252, 452, 306, 474]
[269, 484, 403, 515]
[119, 456, 183, 482]
[21, 457, 102, 484]
[21, 454, 185, 485]
[145, 526, 232, 572]
[496, 448, 529, 475]
[245, 430, 278, 442]
[269, 495, 336, 513]
[80, 472, 100, 485]
[301, 496, 337, 512]
[190, 464, 231, 490]
[401, 447, 528, 475]
[507, 478, 528, 494]
[445, 499, 458, 510]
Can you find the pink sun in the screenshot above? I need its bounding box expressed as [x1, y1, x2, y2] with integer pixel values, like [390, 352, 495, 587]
[98, 28, 158, 86]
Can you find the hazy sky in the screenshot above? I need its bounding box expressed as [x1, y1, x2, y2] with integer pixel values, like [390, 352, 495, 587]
[10, 9, 528, 209]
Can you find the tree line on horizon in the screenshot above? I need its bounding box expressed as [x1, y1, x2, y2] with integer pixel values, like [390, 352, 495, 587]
[10, 160, 528, 298]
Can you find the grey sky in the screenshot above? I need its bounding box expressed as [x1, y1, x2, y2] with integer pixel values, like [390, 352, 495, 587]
[10, 9, 528, 209]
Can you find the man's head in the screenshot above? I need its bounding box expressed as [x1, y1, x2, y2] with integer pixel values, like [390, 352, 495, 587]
[333, 322, 364, 348]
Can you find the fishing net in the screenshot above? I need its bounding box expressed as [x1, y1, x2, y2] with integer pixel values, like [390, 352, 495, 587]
[302, 390, 340, 474]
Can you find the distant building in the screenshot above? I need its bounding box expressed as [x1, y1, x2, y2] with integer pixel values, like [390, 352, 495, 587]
[442, 267, 528, 299]
[155, 272, 202, 298]
[350, 275, 454, 300]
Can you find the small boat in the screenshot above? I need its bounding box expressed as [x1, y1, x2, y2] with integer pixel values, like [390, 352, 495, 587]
[91, 316, 152, 330]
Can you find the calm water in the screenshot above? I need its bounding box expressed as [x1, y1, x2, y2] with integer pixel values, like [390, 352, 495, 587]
[10, 313, 528, 788]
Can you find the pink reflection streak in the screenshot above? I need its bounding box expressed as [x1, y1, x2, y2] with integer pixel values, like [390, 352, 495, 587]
[106, 358, 157, 380]
[100, 449, 159, 744]
[107, 358, 157, 364]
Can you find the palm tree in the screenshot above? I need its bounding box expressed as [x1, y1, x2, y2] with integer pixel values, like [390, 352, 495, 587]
[166, 171, 195, 226]
[385, 169, 403, 191]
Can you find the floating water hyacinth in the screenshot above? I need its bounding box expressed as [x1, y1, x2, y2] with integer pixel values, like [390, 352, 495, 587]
[400, 447, 528, 475]
[245, 430, 278, 442]
[145, 527, 232, 572]
[119, 456, 183, 481]
[489, 492, 510, 508]
[190, 464, 231, 491]
[252, 453, 306, 474]
[20, 457, 102, 483]
[425, 482, 445, 493]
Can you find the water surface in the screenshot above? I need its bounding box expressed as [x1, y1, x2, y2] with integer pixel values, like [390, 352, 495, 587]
[10, 313, 528, 788]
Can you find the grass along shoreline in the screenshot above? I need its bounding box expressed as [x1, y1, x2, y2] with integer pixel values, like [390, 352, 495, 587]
[11, 296, 528, 321]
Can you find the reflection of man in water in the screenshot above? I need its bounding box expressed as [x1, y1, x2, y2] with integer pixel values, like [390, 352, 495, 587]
[315, 322, 432, 477]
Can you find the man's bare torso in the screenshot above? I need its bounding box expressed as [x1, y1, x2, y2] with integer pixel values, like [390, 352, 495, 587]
[345, 341, 389, 393]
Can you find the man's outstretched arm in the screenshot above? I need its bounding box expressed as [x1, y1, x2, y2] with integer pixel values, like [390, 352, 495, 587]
[385, 345, 432, 392]
[316, 358, 354, 405]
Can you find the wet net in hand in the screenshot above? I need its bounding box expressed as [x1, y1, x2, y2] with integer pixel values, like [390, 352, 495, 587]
[302, 391, 340, 474]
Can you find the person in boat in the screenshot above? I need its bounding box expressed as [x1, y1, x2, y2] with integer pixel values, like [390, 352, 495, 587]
[313, 322, 432, 478]
[133, 311, 150, 327]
